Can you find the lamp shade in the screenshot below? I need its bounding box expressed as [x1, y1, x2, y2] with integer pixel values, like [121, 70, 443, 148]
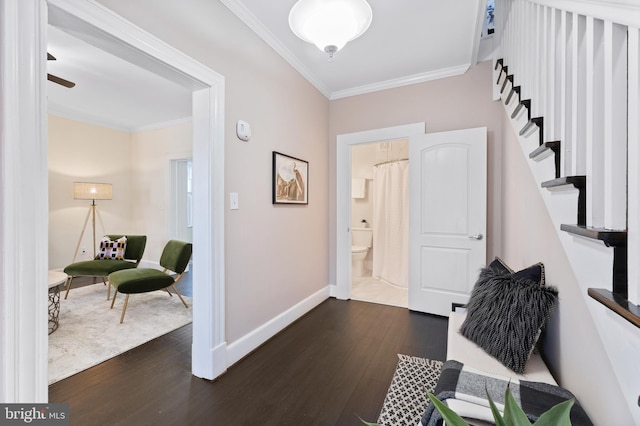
[73, 182, 113, 200]
[289, 0, 372, 58]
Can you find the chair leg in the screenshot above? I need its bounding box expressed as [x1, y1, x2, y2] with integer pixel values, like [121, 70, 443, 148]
[102, 277, 111, 300]
[170, 284, 189, 308]
[120, 294, 129, 324]
[110, 290, 118, 309]
[64, 276, 75, 300]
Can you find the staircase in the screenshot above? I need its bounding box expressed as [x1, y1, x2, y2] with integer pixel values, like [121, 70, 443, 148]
[492, 0, 640, 422]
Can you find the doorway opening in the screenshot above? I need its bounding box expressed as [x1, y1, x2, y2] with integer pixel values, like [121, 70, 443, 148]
[350, 140, 409, 308]
[0, 1, 227, 399]
[44, 2, 226, 382]
[335, 122, 425, 303]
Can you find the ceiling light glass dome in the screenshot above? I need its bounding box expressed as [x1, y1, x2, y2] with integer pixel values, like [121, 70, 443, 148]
[289, 0, 373, 60]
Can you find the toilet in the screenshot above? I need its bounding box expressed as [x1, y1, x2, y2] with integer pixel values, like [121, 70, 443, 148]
[351, 227, 373, 277]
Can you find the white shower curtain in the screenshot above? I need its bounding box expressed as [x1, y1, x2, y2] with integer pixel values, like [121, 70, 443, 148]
[372, 160, 409, 287]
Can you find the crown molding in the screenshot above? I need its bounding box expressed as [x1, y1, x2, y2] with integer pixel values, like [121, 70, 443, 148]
[219, 1, 482, 100]
[133, 117, 192, 133]
[330, 64, 470, 100]
[49, 104, 192, 133]
[219, 0, 331, 98]
[48, 103, 133, 132]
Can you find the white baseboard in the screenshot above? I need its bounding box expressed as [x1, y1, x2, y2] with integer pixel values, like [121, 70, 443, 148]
[226, 286, 330, 367]
[192, 341, 228, 381]
[329, 284, 338, 298]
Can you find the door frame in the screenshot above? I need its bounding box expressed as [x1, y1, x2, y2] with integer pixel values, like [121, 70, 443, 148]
[1, 0, 227, 401]
[169, 157, 194, 244]
[335, 123, 425, 301]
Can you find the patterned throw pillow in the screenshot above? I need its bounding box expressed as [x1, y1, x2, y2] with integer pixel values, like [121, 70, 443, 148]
[95, 236, 127, 260]
[460, 266, 558, 374]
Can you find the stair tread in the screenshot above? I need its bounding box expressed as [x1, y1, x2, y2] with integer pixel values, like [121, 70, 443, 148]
[529, 141, 560, 159]
[560, 224, 627, 246]
[542, 177, 586, 226]
[519, 117, 544, 139]
[506, 85, 520, 104]
[511, 99, 531, 120]
[541, 175, 586, 188]
[588, 288, 640, 328]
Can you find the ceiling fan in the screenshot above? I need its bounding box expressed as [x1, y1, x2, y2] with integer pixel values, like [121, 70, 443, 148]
[47, 53, 75, 88]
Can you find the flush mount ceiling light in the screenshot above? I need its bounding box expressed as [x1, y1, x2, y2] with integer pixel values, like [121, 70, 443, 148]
[289, 0, 373, 61]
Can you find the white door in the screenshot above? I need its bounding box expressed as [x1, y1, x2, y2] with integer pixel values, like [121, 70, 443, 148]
[408, 127, 487, 316]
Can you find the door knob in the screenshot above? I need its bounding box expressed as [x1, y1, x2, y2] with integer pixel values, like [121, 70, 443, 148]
[468, 233, 483, 240]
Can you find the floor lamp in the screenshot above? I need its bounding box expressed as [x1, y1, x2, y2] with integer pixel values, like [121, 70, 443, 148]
[72, 182, 113, 262]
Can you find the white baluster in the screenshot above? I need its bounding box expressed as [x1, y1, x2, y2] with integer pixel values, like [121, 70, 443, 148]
[570, 13, 587, 176]
[603, 21, 627, 231]
[546, 8, 558, 141]
[628, 26, 640, 304]
[560, 10, 570, 177]
[585, 17, 605, 228]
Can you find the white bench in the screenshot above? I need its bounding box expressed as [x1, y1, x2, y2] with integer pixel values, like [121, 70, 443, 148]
[447, 311, 556, 385]
[442, 311, 557, 423]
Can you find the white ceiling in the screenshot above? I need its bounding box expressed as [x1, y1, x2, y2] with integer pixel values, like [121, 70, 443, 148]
[222, 0, 487, 98]
[46, 0, 487, 131]
[46, 25, 193, 132]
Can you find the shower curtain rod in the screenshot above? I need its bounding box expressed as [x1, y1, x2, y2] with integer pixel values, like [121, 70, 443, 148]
[374, 158, 409, 167]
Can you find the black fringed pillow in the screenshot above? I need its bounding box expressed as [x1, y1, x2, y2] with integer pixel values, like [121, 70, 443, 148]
[460, 265, 557, 374]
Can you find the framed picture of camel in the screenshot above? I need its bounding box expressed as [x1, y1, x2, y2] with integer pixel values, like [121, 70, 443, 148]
[272, 151, 309, 205]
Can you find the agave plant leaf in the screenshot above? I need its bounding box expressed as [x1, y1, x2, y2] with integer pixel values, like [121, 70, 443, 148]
[532, 399, 574, 426]
[502, 386, 533, 426]
[486, 389, 507, 426]
[426, 392, 470, 426]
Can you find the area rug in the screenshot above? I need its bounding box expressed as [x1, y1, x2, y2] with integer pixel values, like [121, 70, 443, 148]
[48, 283, 192, 384]
[377, 354, 444, 426]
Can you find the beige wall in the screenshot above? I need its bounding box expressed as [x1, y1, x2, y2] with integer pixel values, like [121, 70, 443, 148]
[329, 61, 503, 284]
[48, 115, 134, 269]
[500, 108, 631, 424]
[48, 116, 193, 269]
[97, 0, 330, 344]
[130, 122, 193, 262]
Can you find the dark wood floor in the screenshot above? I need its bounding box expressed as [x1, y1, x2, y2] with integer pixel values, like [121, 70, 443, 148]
[49, 298, 447, 425]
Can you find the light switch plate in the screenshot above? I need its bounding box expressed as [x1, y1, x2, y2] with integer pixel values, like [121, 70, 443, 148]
[229, 192, 239, 210]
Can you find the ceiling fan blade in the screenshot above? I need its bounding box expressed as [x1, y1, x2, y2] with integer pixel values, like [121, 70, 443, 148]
[47, 73, 75, 88]
[47, 52, 56, 61]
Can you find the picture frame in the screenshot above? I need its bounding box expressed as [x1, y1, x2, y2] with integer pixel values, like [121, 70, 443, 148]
[272, 151, 309, 205]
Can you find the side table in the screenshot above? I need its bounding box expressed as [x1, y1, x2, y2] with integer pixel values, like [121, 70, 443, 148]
[48, 271, 67, 334]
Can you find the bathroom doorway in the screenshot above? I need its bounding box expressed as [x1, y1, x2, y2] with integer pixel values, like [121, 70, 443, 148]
[350, 140, 409, 307]
[335, 122, 425, 303]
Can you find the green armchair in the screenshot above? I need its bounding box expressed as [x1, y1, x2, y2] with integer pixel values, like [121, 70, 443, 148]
[108, 239, 192, 323]
[63, 234, 147, 300]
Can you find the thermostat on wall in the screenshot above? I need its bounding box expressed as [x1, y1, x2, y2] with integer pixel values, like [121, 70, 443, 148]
[236, 120, 251, 141]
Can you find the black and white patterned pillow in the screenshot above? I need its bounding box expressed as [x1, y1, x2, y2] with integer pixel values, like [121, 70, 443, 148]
[460, 267, 558, 374]
[94, 236, 127, 260]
